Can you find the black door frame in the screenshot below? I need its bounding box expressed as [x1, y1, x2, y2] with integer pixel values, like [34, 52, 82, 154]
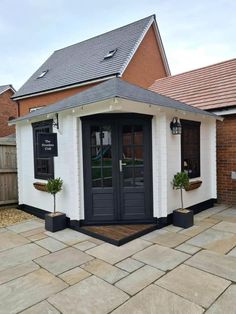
[81, 113, 154, 225]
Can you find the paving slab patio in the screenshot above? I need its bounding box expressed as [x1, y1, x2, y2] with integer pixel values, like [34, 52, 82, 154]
[185, 249, 236, 281]
[81, 258, 128, 284]
[0, 203, 236, 313]
[0, 269, 67, 314]
[21, 300, 60, 314]
[0, 230, 30, 252]
[115, 265, 164, 295]
[48, 275, 129, 314]
[155, 264, 230, 308]
[36, 237, 67, 252]
[86, 239, 151, 264]
[112, 284, 204, 314]
[205, 284, 236, 314]
[0, 243, 48, 272]
[35, 247, 93, 275]
[133, 244, 190, 271]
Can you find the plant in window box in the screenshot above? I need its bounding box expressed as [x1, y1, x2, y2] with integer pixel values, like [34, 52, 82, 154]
[45, 177, 66, 232]
[171, 171, 193, 228]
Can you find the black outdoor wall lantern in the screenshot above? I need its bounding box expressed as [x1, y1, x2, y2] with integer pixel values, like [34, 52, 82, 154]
[170, 117, 182, 135]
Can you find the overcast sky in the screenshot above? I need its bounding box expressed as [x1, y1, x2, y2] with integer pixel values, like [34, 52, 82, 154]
[1, 0, 235, 90]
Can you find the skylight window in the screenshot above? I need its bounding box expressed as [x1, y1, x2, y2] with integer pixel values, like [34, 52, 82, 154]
[104, 49, 117, 60]
[37, 70, 48, 79]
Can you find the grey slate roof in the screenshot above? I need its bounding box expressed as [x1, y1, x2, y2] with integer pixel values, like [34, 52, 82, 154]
[11, 78, 217, 124]
[13, 15, 156, 99]
[0, 85, 15, 94]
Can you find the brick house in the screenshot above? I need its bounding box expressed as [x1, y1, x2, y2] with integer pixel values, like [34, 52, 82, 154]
[150, 58, 236, 204]
[0, 85, 17, 137]
[10, 15, 218, 242]
[12, 15, 170, 116]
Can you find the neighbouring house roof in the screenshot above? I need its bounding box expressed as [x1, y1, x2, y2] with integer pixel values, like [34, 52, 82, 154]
[0, 84, 16, 95]
[10, 78, 217, 124]
[13, 15, 170, 100]
[149, 58, 236, 111]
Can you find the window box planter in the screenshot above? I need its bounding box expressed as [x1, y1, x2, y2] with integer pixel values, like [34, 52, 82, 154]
[33, 182, 47, 192]
[185, 180, 202, 191]
[173, 209, 193, 228]
[45, 212, 66, 232]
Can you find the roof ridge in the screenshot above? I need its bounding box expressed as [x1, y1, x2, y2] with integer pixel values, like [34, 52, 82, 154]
[54, 15, 155, 53]
[151, 57, 236, 85]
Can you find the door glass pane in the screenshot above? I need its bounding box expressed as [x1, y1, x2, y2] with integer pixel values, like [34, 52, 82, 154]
[92, 168, 102, 187]
[134, 167, 144, 186]
[134, 125, 143, 144]
[123, 167, 133, 187]
[103, 167, 112, 187]
[91, 125, 112, 188]
[134, 147, 143, 165]
[122, 125, 132, 145]
[123, 146, 133, 165]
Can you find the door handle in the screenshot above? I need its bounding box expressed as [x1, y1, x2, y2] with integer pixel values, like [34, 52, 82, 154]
[119, 160, 127, 172]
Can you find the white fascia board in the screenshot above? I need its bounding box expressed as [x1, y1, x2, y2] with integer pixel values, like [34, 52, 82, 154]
[212, 108, 236, 117]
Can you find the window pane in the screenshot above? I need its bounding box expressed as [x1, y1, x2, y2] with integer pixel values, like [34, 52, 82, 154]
[181, 120, 200, 178]
[123, 125, 132, 145]
[92, 168, 102, 187]
[123, 167, 133, 187]
[103, 167, 112, 187]
[91, 126, 101, 146]
[134, 146, 143, 165]
[134, 125, 143, 145]
[134, 167, 144, 186]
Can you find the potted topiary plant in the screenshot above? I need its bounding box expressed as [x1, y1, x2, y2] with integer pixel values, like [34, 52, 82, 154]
[44, 177, 66, 232]
[171, 171, 193, 228]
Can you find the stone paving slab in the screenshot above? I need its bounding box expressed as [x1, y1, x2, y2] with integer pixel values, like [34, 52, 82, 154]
[212, 221, 236, 234]
[142, 231, 189, 248]
[205, 285, 236, 314]
[179, 223, 212, 237]
[227, 247, 236, 257]
[115, 265, 164, 295]
[0, 261, 39, 285]
[20, 226, 45, 237]
[0, 230, 30, 252]
[36, 237, 67, 252]
[86, 239, 151, 264]
[74, 240, 97, 251]
[112, 284, 204, 314]
[0, 243, 48, 272]
[59, 267, 91, 285]
[48, 275, 129, 314]
[133, 244, 190, 271]
[155, 264, 230, 308]
[185, 250, 236, 281]
[186, 229, 236, 253]
[175, 243, 201, 255]
[35, 247, 93, 275]
[0, 269, 67, 314]
[21, 300, 60, 314]
[45, 228, 91, 245]
[7, 220, 44, 233]
[115, 258, 144, 273]
[81, 258, 128, 284]
[28, 232, 48, 241]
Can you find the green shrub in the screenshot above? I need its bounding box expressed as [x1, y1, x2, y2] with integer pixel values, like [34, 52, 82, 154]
[46, 178, 63, 214]
[172, 172, 189, 209]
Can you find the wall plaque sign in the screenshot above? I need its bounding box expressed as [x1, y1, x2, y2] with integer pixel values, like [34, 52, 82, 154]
[38, 133, 58, 157]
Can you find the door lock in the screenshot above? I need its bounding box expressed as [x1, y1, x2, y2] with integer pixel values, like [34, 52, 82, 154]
[119, 160, 127, 172]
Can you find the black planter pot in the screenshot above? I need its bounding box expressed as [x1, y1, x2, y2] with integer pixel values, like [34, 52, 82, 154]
[45, 212, 66, 232]
[173, 209, 194, 228]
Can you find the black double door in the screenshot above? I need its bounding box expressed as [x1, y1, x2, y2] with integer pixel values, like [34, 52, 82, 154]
[82, 114, 153, 223]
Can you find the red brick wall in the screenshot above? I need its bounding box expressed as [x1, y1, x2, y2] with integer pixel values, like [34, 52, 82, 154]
[217, 115, 236, 204]
[122, 25, 167, 88]
[0, 89, 17, 137]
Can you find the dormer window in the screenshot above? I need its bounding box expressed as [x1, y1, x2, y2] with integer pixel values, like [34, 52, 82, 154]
[104, 49, 117, 60]
[37, 70, 48, 79]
